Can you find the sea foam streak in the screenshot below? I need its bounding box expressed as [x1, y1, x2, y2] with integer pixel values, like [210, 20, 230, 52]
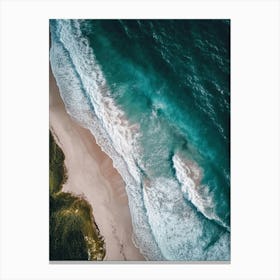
[173, 153, 230, 231]
[50, 19, 230, 261]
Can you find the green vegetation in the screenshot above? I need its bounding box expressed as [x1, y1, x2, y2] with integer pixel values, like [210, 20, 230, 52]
[49, 131, 105, 261]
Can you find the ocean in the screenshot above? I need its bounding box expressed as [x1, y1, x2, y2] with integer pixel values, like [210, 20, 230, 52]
[50, 19, 230, 261]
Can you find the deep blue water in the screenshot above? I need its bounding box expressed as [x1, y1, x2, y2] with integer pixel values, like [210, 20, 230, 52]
[50, 19, 230, 261]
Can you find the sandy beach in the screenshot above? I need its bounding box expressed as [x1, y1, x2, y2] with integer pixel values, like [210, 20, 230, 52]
[49, 67, 144, 261]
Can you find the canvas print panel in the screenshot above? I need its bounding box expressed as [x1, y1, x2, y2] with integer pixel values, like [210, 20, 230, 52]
[49, 19, 230, 261]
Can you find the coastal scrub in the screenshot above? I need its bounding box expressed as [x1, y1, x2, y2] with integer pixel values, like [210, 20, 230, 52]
[49, 131, 105, 260]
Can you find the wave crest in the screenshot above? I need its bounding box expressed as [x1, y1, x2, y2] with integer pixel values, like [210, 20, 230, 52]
[173, 153, 230, 231]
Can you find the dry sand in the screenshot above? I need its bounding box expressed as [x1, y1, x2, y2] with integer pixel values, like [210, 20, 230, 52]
[49, 68, 144, 261]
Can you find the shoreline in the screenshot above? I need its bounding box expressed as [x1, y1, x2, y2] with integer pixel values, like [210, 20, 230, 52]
[49, 67, 145, 261]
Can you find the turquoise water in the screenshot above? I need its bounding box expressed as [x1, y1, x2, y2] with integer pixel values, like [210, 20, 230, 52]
[50, 19, 230, 261]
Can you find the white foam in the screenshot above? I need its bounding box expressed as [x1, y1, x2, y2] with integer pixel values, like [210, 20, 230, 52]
[143, 177, 230, 260]
[173, 153, 230, 231]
